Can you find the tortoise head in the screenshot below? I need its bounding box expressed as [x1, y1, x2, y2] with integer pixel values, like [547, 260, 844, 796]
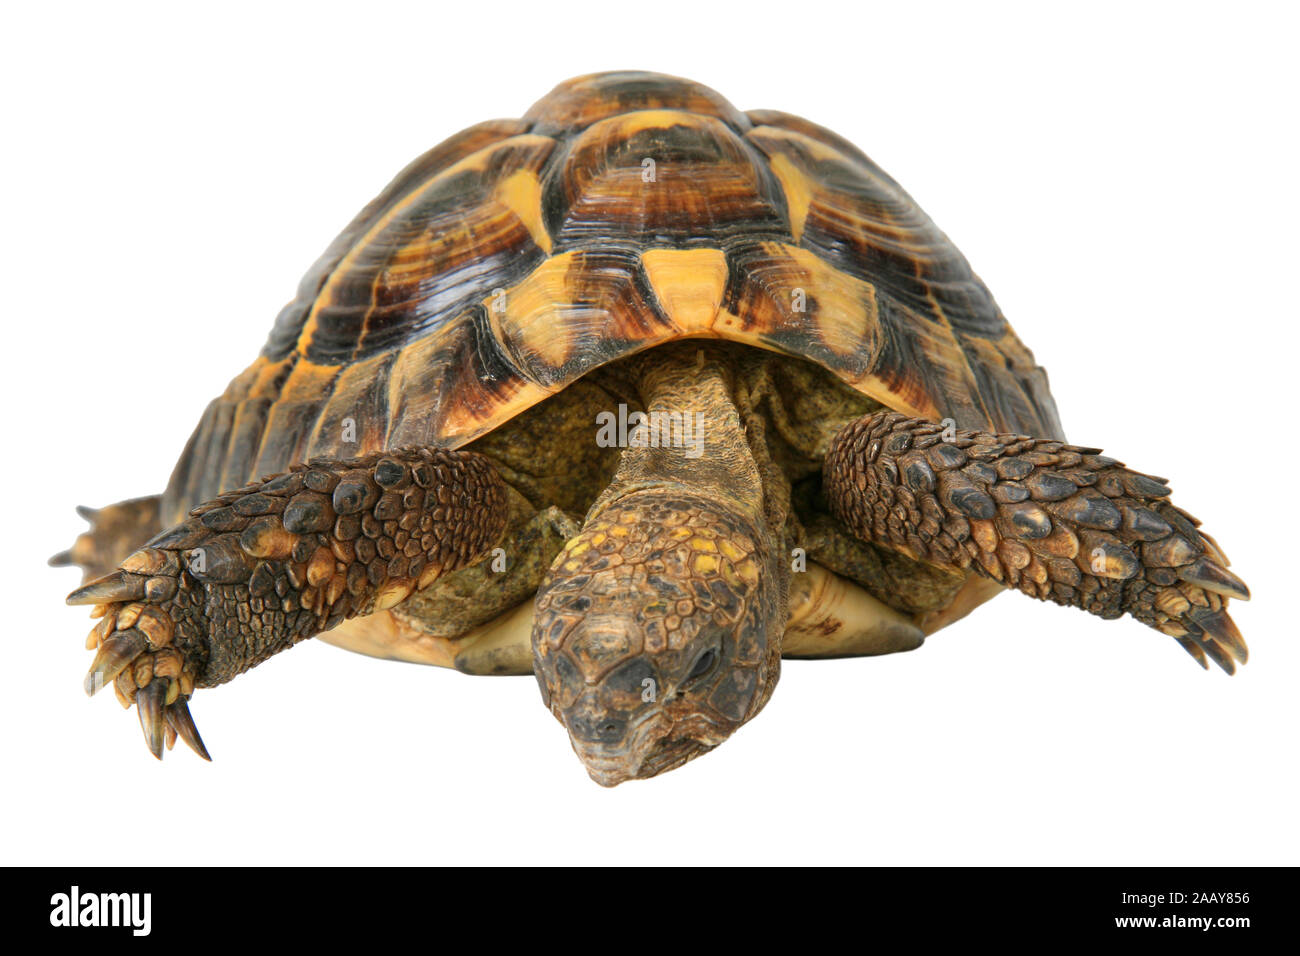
[531, 490, 783, 786]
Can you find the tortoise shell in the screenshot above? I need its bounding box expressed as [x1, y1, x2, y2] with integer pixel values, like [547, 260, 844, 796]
[163, 71, 1062, 527]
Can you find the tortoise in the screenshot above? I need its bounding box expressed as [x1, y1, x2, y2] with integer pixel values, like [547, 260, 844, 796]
[56, 71, 1250, 786]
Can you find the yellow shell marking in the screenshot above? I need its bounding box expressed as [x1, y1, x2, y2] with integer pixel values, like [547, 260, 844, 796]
[489, 252, 586, 370]
[766, 154, 813, 243]
[640, 248, 729, 334]
[494, 169, 552, 255]
[746, 123, 850, 165]
[593, 108, 713, 139]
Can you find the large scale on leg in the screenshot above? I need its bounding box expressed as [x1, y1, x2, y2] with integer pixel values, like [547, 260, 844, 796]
[59, 71, 1249, 784]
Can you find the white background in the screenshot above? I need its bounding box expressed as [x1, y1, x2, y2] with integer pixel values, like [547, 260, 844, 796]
[3, 1, 1295, 866]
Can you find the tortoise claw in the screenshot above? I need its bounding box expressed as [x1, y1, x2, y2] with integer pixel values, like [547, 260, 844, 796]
[84, 630, 147, 696]
[164, 697, 211, 761]
[1194, 632, 1238, 675]
[1174, 636, 1210, 670]
[77, 593, 206, 758]
[1188, 607, 1248, 666]
[67, 572, 147, 606]
[136, 679, 167, 759]
[1178, 556, 1250, 602]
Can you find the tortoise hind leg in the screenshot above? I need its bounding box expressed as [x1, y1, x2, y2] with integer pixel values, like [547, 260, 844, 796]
[50, 496, 162, 582]
[824, 411, 1250, 672]
[66, 448, 509, 759]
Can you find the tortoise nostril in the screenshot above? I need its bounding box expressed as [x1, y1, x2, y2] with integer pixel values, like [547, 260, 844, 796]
[570, 714, 627, 743]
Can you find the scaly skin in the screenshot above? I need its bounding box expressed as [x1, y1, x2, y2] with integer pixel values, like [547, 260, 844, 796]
[68, 447, 508, 758]
[824, 411, 1250, 672]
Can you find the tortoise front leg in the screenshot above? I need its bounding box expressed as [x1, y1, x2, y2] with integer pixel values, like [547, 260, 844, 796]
[67, 447, 508, 758]
[823, 411, 1250, 672]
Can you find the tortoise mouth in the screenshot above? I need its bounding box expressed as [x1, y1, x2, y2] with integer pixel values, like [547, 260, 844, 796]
[574, 713, 717, 787]
[635, 736, 715, 781]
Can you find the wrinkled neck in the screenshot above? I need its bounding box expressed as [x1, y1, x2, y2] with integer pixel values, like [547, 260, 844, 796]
[590, 343, 774, 533]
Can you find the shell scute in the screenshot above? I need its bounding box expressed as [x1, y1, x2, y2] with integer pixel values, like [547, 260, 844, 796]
[542, 109, 788, 250]
[524, 71, 751, 136]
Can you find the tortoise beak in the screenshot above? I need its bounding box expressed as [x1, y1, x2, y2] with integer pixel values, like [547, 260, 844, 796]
[568, 712, 717, 786]
[568, 711, 671, 787]
[577, 752, 641, 788]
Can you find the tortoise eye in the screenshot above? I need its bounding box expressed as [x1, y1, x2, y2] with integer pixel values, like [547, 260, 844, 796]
[684, 648, 718, 684]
